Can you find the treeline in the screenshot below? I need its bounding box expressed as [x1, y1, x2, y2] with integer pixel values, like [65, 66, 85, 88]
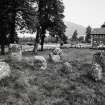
[0, 0, 67, 54]
[71, 26, 92, 43]
[19, 35, 66, 45]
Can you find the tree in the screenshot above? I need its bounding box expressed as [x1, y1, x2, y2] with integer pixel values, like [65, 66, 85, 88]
[0, 0, 11, 54]
[71, 30, 78, 41]
[85, 26, 92, 43]
[78, 36, 84, 42]
[0, 0, 38, 54]
[33, 0, 66, 52]
[101, 22, 105, 28]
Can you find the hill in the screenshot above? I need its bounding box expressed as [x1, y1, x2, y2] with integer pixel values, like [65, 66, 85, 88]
[65, 21, 86, 38]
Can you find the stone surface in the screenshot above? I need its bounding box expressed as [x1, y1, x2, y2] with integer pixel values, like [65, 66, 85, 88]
[52, 47, 63, 56]
[34, 56, 47, 70]
[0, 62, 11, 80]
[9, 44, 22, 61]
[92, 52, 102, 65]
[91, 63, 102, 81]
[49, 47, 65, 62]
[24, 56, 47, 70]
[49, 53, 61, 63]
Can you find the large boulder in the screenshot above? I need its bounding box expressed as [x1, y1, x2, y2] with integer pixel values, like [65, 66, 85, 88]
[0, 62, 11, 80]
[91, 63, 102, 81]
[9, 44, 22, 61]
[24, 56, 47, 70]
[49, 53, 61, 63]
[49, 47, 65, 62]
[92, 52, 105, 70]
[34, 56, 47, 70]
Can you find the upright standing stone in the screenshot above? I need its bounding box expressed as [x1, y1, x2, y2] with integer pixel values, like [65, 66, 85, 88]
[52, 47, 63, 56]
[91, 63, 102, 81]
[9, 44, 22, 61]
[0, 62, 11, 80]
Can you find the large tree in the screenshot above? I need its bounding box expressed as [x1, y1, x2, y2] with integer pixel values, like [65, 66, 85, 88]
[0, 0, 11, 54]
[0, 0, 38, 54]
[85, 26, 92, 43]
[33, 0, 66, 52]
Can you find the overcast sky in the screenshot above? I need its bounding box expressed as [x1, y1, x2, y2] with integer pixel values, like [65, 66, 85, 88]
[63, 0, 105, 28]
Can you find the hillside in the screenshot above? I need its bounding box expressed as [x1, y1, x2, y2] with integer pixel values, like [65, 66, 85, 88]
[65, 21, 86, 38]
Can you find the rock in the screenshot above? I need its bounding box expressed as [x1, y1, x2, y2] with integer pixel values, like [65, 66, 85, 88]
[34, 56, 47, 70]
[92, 52, 102, 65]
[49, 47, 65, 62]
[91, 63, 102, 81]
[92, 52, 105, 72]
[23, 56, 47, 70]
[9, 44, 22, 61]
[49, 53, 61, 63]
[0, 62, 11, 80]
[63, 62, 72, 72]
[52, 47, 63, 56]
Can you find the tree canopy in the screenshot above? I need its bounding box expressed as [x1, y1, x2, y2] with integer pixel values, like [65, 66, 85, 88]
[35, 0, 66, 51]
[0, 0, 38, 54]
[85, 26, 92, 43]
[0, 0, 66, 54]
[71, 30, 78, 41]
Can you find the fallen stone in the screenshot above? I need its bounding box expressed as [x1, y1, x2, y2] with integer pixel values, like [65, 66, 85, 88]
[23, 56, 47, 70]
[0, 62, 11, 80]
[52, 47, 63, 56]
[34, 56, 47, 70]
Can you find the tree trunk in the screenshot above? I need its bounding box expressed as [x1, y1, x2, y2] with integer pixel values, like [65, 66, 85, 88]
[0, 32, 6, 55]
[40, 35, 45, 51]
[33, 27, 40, 54]
[9, 2, 17, 44]
[40, 26, 46, 51]
[1, 44, 5, 55]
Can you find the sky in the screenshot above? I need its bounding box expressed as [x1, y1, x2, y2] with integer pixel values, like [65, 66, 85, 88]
[63, 0, 105, 28]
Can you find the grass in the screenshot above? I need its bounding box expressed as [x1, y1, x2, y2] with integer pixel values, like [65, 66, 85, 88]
[0, 48, 105, 105]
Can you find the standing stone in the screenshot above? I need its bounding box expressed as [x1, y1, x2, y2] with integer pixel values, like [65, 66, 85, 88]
[91, 63, 102, 81]
[49, 47, 64, 62]
[92, 52, 102, 66]
[49, 53, 61, 63]
[52, 47, 63, 56]
[9, 44, 22, 61]
[0, 62, 11, 80]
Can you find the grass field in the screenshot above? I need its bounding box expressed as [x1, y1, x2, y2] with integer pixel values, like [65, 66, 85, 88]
[1, 48, 105, 105]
